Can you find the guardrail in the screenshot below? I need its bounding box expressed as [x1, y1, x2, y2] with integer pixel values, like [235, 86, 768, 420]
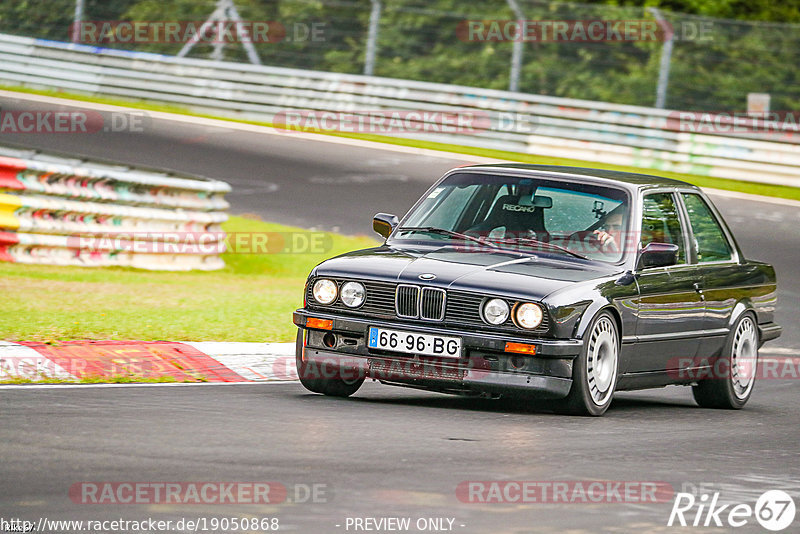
[0, 32, 798, 187]
[0, 145, 230, 270]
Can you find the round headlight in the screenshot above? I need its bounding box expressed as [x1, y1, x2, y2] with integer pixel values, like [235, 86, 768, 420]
[515, 302, 543, 329]
[340, 281, 366, 308]
[483, 298, 510, 325]
[312, 279, 338, 305]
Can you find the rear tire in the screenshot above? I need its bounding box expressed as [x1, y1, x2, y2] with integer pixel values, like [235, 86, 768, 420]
[692, 313, 758, 409]
[554, 311, 619, 416]
[295, 329, 364, 397]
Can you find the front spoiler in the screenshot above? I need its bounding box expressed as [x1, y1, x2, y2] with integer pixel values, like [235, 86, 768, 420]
[301, 347, 573, 399]
[461, 369, 572, 397]
[293, 309, 583, 358]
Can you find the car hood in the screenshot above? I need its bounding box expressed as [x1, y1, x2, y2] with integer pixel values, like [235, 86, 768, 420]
[313, 245, 622, 301]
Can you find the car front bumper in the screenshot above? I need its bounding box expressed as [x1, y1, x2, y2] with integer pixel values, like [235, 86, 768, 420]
[293, 309, 581, 399]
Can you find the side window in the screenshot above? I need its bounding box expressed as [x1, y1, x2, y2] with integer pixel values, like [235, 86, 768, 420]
[681, 193, 733, 263]
[641, 193, 686, 264]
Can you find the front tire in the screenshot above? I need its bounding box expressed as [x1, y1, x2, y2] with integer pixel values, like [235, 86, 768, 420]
[555, 311, 619, 416]
[295, 329, 364, 397]
[692, 313, 758, 409]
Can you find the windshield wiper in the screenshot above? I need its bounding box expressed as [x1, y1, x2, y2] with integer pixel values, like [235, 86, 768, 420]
[396, 226, 499, 248]
[489, 235, 590, 260]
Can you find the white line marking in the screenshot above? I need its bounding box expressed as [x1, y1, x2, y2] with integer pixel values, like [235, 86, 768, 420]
[704, 188, 800, 208]
[0, 341, 76, 380]
[760, 347, 799, 355]
[181, 341, 295, 355]
[0, 89, 487, 162]
[182, 341, 297, 381]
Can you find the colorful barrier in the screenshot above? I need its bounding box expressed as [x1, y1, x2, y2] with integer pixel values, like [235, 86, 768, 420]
[0, 340, 296, 383]
[0, 147, 230, 270]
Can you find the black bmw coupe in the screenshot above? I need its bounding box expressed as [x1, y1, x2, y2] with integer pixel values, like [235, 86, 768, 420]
[293, 164, 781, 415]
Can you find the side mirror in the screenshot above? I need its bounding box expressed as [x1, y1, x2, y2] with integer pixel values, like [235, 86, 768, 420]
[639, 242, 679, 269]
[373, 213, 398, 239]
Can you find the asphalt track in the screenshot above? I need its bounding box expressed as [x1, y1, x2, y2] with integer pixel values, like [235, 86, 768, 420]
[1, 94, 799, 533]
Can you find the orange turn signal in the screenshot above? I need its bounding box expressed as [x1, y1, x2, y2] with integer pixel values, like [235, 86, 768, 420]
[307, 318, 333, 330]
[504, 342, 537, 355]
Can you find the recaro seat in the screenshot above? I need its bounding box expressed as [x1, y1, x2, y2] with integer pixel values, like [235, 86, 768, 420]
[467, 194, 550, 241]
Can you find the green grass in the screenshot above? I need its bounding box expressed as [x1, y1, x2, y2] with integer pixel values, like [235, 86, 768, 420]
[2, 85, 798, 202]
[1, 215, 378, 343]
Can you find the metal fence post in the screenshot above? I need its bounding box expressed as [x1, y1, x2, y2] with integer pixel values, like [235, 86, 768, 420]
[227, 0, 261, 65]
[364, 0, 382, 76]
[649, 7, 673, 109]
[507, 0, 524, 92]
[177, 0, 261, 65]
[72, 0, 85, 43]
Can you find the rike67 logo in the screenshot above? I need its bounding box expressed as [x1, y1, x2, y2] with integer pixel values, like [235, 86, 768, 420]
[668, 489, 796, 531]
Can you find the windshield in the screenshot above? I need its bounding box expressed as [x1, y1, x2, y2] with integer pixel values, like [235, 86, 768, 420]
[393, 172, 631, 263]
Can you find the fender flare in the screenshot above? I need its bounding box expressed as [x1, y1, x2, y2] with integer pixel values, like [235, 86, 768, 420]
[574, 300, 622, 341]
[728, 299, 756, 330]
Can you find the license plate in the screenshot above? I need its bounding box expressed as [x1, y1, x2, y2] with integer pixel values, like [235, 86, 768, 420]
[367, 327, 462, 358]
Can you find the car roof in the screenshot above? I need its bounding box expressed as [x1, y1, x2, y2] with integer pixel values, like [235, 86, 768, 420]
[457, 163, 699, 191]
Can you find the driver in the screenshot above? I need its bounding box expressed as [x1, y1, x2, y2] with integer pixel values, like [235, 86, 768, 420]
[592, 212, 625, 253]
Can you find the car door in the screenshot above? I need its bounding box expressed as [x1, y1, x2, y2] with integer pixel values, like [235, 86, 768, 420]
[678, 192, 744, 359]
[629, 191, 704, 373]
